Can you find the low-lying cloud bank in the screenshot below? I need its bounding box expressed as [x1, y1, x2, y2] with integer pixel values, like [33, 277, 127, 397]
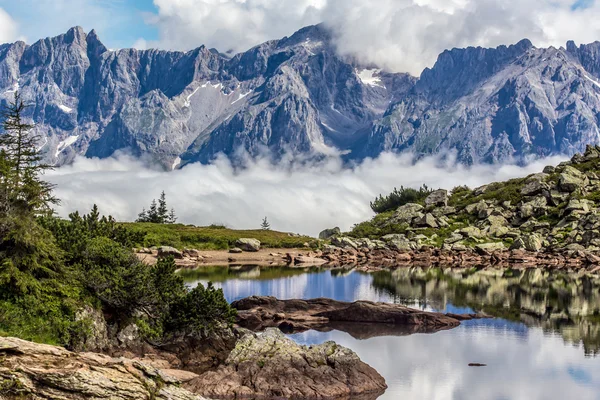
[46, 153, 566, 237]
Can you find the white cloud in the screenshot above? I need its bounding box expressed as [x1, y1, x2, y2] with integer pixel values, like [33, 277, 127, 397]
[0, 7, 19, 43]
[146, 0, 600, 75]
[132, 38, 148, 50]
[46, 152, 566, 237]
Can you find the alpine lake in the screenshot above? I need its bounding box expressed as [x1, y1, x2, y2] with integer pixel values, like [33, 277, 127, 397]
[180, 265, 600, 400]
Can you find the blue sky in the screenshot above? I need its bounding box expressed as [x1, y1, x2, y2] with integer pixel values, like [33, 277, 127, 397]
[0, 0, 159, 49]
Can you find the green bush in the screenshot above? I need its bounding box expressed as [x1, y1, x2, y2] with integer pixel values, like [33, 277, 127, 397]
[167, 282, 237, 335]
[370, 185, 433, 214]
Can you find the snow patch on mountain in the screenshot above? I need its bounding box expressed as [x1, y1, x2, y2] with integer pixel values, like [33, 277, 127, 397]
[172, 157, 182, 170]
[584, 74, 600, 89]
[232, 91, 252, 104]
[58, 104, 73, 113]
[356, 69, 386, 89]
[55, 135, 79, 158]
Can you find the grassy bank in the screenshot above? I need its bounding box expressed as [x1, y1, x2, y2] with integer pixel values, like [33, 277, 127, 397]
[122, 222, 315, 250]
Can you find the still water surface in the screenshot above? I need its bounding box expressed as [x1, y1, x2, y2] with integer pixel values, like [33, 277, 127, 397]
[182, 266, 600, 400]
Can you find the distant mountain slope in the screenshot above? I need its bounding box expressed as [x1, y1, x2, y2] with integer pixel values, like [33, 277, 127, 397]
[367, 39, 600, 164]
[1, 26, 600, 168]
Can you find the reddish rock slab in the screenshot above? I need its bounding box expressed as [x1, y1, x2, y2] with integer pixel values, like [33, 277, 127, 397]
[233, 296, 489, 336]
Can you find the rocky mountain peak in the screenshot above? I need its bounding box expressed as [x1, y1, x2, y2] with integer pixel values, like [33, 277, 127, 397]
[1, 27, 600, 168]
[417, 39, 535, 104]
[64, 26, 87, 45]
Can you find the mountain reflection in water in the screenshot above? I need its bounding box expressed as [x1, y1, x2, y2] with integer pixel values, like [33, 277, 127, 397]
[182, 265, 600, 399]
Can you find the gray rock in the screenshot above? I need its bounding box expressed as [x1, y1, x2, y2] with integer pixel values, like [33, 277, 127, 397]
[459, 226, 483, 239]
[158, 246, 183, 259]
[236, 238, 261, 252]
[415, 213, 439, 228]
[319, 227, 341, 240]
[187, 328, 387, 399]
[565, 199, 591, 214]
[229, 247, 243, 254]
[475, 242, 506, 252]
[381, 234, 407, 242]
[394, 203, 425, 224]
[510, 234, 544, 252]
[444, 233, 464, 244]
[521, 175, 550, 196]
[432, 206, 457, 218]
[389, 239, 418, 251]
[183, 248, 201, 257]
[331, 236, 358, 249]
[72, 306, 109, 352]
[559, 166, 587, 192]
[425, 189, 448, 207]
[519, 196, 548, 219]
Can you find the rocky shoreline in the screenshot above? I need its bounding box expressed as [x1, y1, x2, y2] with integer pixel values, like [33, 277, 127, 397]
[0, 293, 494, 400]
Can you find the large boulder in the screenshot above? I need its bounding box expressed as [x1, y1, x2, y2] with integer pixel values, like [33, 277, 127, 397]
[186, 329, 387, 400]
[510, 234, 544, 252]
[459, 226, 483, 239]
[158, 246, 184, 259]
[558, 166, 587, 192]
[389, 239, 418, 251]
[318, 227, 341, 240]
[425, 189, 449, 207]
[564, 199, 591, 215]
[521, 174, 550, 196]
[72, 306, 109, 352]
[393, 203, 424, 224]
[0, 337, 206, 400]
[235, 238, 261, 252]
[519, 196, 548, 219]
[415, 213, 439, 228]
[331, 236, 359, 249]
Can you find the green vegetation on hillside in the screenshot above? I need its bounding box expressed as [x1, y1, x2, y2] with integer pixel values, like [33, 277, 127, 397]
[0, 93, 235, 347]
[124, 222, 314, 250]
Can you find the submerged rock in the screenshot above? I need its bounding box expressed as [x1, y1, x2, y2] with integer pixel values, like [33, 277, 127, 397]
[186, 328, 387, 399]
[233, 296, 487, 334]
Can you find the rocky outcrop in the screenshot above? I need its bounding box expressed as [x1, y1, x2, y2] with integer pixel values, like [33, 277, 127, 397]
[326, 146, 600, 270]
[0, 336, 206, 400]
[232, 296, 488, 334]
[185, 328, 387, 400]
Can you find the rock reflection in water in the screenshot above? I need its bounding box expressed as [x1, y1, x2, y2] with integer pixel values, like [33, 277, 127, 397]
[182, 265, 600, 399]
[370, 267, 600, 356]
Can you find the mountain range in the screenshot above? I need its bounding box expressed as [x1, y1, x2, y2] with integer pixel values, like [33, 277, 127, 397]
[1, 25, 600, 169]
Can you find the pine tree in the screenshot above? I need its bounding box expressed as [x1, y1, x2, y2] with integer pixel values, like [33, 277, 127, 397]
[168, 208, 177, 224]
[137, 207, 149, 223]
[0, 92, 56, 213]
[148, 199, 159, 223]
[261, 216, 271, 230]
[158, 191, 168, 223]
